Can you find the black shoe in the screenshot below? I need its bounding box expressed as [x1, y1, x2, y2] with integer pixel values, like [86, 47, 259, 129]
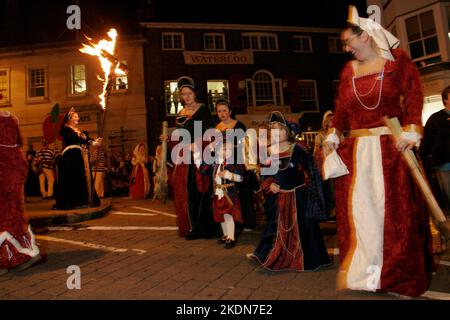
[224, 239, 236, 249]
[13, 254, 43, 272]
[217, 236, 228, 244]
[185, 232, 201, 240]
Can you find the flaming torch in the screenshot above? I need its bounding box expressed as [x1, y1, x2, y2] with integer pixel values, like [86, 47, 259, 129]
[79, 28, 127, 137]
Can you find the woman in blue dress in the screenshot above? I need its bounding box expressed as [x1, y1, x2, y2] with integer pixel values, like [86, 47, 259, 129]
[247, 112, 330, 271]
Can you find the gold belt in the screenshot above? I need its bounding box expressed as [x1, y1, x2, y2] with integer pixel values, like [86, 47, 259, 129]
[349, 126, 391, 138]
[215, 183, 235, 206]
[216, 183, 235, 189]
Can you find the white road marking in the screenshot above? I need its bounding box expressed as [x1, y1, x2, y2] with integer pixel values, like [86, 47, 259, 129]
[46, 226, 74, 231]
[130, 206, 177, 218]
[83, 226, 178, 231]
[36, 235, 129, 253]
[47, 226, 178, 231]
[112, 211, 157, 217]
[422, 291, 450, 300]
[132, 249, 147, 255]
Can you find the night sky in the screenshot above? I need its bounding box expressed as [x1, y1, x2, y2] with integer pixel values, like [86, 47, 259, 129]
[150, 0, 368, 27]
[0, 0, 368, 47]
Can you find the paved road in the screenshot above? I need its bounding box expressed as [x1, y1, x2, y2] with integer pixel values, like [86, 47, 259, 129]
[0, 197, 449, 301]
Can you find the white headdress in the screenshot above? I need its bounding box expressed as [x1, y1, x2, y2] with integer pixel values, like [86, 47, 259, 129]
[133, 142, 148, 163]
[348, 5, 400, 61]
[322, 110, 334, 128]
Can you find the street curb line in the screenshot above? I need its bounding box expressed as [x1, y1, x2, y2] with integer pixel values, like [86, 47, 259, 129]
[28, 204, 112, 228]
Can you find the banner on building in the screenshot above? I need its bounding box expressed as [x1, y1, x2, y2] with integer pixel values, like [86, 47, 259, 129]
[183, 51, 254, 65]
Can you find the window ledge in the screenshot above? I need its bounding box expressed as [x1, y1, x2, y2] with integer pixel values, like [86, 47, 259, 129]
[112, 89, 129, 94]
[247, 49, 280, 52]
[67, 93, 88, 99]
[26, 98, 50, 105]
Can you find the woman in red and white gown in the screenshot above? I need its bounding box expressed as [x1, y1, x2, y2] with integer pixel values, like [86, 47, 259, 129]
[0, 111, 41, 274]
[324, 8, 434, 297]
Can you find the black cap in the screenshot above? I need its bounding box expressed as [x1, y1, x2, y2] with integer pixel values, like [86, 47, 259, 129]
[267, 111, 299, 136]
[268, 111, 287, 125]
[215, 98, 231, 109]
[177, 76, 196, 92]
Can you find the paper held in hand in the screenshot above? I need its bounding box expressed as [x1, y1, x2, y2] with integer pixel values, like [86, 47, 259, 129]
[323, 150, 349, 180]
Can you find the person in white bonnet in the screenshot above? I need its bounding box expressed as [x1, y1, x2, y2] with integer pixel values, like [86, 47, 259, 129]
[324, 5, 434, 298]
[314, 110, 334, 170]
[313, 110, 336, 223]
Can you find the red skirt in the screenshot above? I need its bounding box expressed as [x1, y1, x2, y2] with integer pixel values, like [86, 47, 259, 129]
[130, 165, 148, 199]
[213, 196, 243, 223]
[173, 163, 190, 236]
[0, 147, 40, 269]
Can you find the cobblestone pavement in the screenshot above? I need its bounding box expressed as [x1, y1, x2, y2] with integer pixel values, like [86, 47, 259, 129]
[1, 197, 449, 301]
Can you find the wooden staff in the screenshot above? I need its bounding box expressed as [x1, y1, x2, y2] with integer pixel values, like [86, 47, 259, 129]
[153, 121, 169, 202]
[384, 117, 450, 238]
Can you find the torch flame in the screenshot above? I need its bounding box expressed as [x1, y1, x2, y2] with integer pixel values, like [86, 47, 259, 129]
[79, 28, 125, 110]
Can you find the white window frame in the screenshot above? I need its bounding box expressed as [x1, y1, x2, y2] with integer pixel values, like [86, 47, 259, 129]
[26, 65, 48, 103]
[242, 33, 279, 51]
[293, 36, 313, 53]
[112, 61, 129, 93]
[403, 8, 441, 63]
[68, 64, 87, 97]
[161, 32, 185, 51]
[207, 79, 229, 111]
[253, 70, 276, 106]
[328, 37, 344, 54]
[203, 33, 226, 51]
[245, 70, 286, 107]
[0, 67, 11, 106]
[298, 80, 319, 111]
[164, 80, 183, 115]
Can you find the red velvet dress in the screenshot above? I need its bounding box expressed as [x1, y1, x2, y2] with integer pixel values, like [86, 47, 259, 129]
[0, 114, 40, 269]
[130, 162, 150, 199]
[331, 49, 434, 297]
[170, 104, 220, 238]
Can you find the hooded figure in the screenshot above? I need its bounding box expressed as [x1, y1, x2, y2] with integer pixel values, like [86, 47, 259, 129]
[130, 142, 151, 199]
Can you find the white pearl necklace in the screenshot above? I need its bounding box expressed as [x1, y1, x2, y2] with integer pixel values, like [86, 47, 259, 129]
[352, 67, 385, 110]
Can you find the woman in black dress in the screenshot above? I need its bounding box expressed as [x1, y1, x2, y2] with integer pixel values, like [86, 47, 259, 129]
[53, 108, 101, 210]
[162, 77, 220, 239]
